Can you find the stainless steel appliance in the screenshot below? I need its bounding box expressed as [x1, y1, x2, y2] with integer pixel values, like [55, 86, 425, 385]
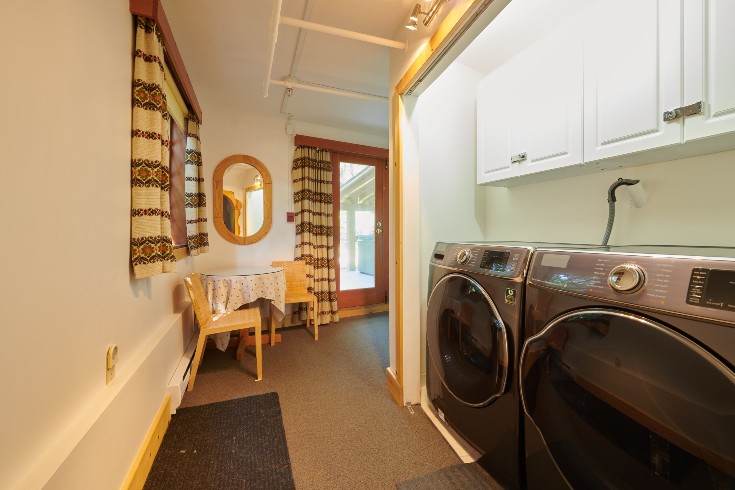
[521, 246, 735, 489]
[426, 242, 535, 489]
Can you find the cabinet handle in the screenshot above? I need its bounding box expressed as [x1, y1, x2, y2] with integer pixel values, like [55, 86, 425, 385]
[663, 101, 702, 122]
[511, 152, 527, 164]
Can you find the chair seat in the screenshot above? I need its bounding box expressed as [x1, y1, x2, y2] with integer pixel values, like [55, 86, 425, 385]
[209, 308, 261, 334]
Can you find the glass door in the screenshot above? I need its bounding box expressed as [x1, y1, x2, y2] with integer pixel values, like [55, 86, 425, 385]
[333, 152, 388, 308]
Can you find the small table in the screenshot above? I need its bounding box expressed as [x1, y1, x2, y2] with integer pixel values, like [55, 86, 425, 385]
[201, 267, 286, 355]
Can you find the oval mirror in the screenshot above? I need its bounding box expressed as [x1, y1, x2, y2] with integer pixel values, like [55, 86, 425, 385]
[213, 155, 272, 245]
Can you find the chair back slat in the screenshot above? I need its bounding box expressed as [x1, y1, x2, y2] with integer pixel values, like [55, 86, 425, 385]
[272, 261, 309, 294]
[184, 273, 213, 328]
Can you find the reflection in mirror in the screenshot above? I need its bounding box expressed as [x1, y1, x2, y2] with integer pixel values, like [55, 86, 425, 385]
[223, 163, 264, 237]
[213, 155, 272, 245]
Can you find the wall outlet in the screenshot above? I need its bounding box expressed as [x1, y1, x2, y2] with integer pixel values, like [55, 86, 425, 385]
[106, 345, 118, 384]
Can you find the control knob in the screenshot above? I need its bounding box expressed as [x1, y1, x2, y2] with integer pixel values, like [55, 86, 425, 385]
[608, 264, 645, 293]
[456, 248, 472, 265]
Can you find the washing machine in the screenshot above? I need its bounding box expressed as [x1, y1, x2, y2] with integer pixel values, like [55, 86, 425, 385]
[521, 246, 735, 489]
[426, 242, 535, 489]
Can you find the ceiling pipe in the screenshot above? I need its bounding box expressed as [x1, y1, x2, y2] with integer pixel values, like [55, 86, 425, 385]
[263, 0, 283, 98]
[280, 16, 406, 49]
[271, 78, 388, 102]
[280, 0, 316, 116]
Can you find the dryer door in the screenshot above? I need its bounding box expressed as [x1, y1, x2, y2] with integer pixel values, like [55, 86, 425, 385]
[427, 273, 508, 407]
[521, 308, 735, 489]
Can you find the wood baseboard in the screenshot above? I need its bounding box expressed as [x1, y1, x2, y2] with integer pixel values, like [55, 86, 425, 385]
[340, 303, 389, 318]
[122, 395, 171, 490]
[386, 368, 403, 406]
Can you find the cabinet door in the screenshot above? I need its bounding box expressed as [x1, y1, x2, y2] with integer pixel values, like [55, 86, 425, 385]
[583, 0, 682, 162]
[683, 0, 735, 141]
[477, 60, 519, 184]
[516, 26, 583, 177]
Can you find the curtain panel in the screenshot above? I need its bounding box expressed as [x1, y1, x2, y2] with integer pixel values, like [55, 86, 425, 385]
[185, 116, 209, 255]
[292, 145, 339, 324]
[130, 16, 175, 279]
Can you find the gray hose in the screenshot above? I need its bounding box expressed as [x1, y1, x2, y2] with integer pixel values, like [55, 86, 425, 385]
[601, 178, 639, 246]
[601, 200, 616, 246]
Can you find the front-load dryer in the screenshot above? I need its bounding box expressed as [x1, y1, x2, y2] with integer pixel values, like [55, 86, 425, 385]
[521, 246, 735, 489]
[426, 242, 535, 490]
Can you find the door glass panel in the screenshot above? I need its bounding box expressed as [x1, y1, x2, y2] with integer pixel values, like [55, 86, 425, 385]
[339, 162, 375, 291]
[427, 275, 507, 406]
[522, 310, 735, 489]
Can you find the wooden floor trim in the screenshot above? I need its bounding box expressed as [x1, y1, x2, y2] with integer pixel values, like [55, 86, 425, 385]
[340, 303, 389, 319]
[122, 394, 171, 490]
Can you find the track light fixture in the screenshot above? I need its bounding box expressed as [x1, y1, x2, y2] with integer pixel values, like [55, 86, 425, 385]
[405, 0, 449, 30]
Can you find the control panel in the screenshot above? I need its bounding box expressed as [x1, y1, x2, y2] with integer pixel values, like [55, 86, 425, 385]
[431, 242, 531, 279]
[528, 250, 735, 325]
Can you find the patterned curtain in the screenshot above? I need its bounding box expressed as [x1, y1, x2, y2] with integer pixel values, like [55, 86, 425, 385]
[292, 145, 339, 324]
[130, 16, 175, 279]
[184, 116, 209, 255]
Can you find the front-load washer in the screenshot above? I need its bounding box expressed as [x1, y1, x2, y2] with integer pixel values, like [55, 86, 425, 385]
[426, 242, 535, 489]
[521, 246, 735, 489]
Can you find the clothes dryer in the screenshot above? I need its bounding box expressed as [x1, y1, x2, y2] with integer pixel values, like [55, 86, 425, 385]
[426, 242, 535, 490]
[521, 246, 735, 489]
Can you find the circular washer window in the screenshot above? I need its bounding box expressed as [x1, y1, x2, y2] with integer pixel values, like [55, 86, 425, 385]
[427, 273, 508, 407]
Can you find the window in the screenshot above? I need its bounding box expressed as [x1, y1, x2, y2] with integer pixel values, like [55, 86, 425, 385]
[163, 64, 189, 254]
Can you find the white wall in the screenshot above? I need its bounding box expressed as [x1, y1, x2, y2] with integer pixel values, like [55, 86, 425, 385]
[2, 1, 195, 488]
[415, 63, 487, 396]
[483, 149, 735, 246]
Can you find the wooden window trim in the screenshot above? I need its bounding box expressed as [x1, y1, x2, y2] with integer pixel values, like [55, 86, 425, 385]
[130, 0, 203, 123]
[294, 135, 388, 159]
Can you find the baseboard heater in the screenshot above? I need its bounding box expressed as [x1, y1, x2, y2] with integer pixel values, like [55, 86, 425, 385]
[166, 335, 197, 414]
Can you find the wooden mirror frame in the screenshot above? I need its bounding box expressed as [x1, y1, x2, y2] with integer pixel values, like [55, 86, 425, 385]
[213, 154, 273, 245]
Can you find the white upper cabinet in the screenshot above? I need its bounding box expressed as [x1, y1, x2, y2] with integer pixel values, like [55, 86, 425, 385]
[683, 0, 735, 141]
[583, 0, 682, 163]
[477, 24, 583, 185]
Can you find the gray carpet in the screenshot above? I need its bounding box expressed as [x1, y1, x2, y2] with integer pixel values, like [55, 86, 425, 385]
[397, 463, 503, 489]
[144, 392, 295, 490]
[178, 313, 470, 489]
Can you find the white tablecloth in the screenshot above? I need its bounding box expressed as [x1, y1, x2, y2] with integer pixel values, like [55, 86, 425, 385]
[201, 267, 286, 351]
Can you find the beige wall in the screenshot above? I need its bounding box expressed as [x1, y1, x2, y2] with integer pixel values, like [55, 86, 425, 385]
[483, 150, 735, 246]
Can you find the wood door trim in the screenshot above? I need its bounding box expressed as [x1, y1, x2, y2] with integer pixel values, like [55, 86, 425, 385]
[130, 0, 203, 122]
[295, 135, 388, 159]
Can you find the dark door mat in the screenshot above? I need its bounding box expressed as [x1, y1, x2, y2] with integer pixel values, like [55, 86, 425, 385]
[397, 463, 506, 490]
[144, 392, 295, 490]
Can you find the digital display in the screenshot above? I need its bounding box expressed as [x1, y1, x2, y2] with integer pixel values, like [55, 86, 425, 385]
[703, 269, 735, 311]
[480, 250, 510, 272]
[687, 268, 735, 312]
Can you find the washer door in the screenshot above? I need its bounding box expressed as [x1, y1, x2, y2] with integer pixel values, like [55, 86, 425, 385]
[427, 273, 508, 407]
[521, 308, 735, 489]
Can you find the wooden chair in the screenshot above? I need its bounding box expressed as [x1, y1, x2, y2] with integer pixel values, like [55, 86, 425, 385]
[272, 261, 319, 343]
[183, 273, 263, 390]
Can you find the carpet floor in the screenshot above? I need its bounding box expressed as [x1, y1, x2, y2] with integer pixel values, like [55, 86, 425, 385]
[175, 312, 485, 489]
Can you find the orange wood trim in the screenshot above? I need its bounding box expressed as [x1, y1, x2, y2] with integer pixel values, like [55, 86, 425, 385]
[295, 135, 388, 158]
[396, 0, 481, 96]
[130, 0, 203, 123]
[391, 92, 404, 403]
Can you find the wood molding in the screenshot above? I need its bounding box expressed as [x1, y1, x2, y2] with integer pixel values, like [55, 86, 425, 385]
[340, 303, 389, 318]
[122, 395, 171, 490]
[295, 135, 388, 158]
[213, 155, 273, 245]
[389, 92, 404, 406]
[386, 367, 403, 406]
[130, 0, 203, 122]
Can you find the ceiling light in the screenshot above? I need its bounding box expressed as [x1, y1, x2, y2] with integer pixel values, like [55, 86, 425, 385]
[409, 4, 421, 22]
[405, 0, 449, 31]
